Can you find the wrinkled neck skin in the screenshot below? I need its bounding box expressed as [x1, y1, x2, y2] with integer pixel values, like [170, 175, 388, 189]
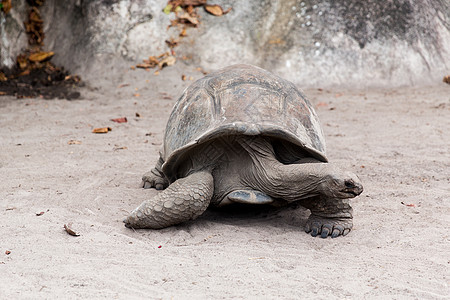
[243, 158, 335, 202]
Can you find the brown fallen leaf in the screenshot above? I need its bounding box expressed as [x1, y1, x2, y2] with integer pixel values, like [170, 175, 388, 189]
[0, 92, 6, 96]
[177, 12, 199, 25]
[443, 75, 450, 84]
[17, 54, 28, 69]
[196, 67, 208, 75]
[118, 83, 130, 88]
[204, 4, 222, 16]
[28, 51, 54, 62]
[165, 38, 179, 48]
[92, 127, 112, 134]
[179, 27, 188, 37]
[268, 38, 284, 45]
[178, 0, 207, 6]
[19, 69, 31, 76]
[5, 250, 11, 255]
[68, 140, 82, 145]
[401, 202, 416, 207]
[181, 74, 187, 81]
[1, 0, 12, 14]
[36, 211, 45, 216]
[158, 56, 176, 69]
[113, 146, 128, 151]
[135, 112, 141, 117]
[64, 223, 80, 236]
[111, 117, 127, 123]
[0, 72, 7, 81]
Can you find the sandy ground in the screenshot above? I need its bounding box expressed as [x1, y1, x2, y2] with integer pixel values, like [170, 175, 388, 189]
[1, 66, 449, 299]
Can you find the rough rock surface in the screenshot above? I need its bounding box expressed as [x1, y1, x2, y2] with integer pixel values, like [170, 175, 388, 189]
[2, 0, 449, 87]
[0, 0, 29, 68]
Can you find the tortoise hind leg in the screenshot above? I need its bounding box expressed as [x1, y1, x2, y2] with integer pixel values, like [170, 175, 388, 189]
[302, 196, 353, 238]
[141, 153, 169, 190]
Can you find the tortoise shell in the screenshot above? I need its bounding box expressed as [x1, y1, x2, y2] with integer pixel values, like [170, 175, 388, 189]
[161, 64, 327, 177]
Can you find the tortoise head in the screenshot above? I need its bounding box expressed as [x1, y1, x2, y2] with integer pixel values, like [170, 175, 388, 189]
[319, 168, 363, 199]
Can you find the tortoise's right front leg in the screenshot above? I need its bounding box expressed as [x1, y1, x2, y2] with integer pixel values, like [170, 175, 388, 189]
[125, 171, 214, 229]
[141, 153, 169, 190]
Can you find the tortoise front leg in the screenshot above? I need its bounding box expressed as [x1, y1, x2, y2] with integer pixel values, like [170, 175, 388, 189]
[125, 171, 214, 229]
[301, 196, 353, 238]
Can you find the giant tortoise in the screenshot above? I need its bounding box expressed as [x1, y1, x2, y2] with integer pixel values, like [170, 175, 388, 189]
[124, 64, 363, 238]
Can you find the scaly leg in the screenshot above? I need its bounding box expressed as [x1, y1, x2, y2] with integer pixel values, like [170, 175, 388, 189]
[125, 171, 214, 229]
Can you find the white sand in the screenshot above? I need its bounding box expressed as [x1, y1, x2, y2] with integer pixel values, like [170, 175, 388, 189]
[1, 67, 449, 299]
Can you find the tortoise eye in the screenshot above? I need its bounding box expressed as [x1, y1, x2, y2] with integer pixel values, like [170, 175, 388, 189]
[344, 180, 355, 188]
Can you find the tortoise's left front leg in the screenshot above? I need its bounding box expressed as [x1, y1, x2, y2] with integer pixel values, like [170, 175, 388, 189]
[302, 196, 353, 238]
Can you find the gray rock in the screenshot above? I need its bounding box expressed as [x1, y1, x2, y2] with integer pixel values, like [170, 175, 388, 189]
[0, 0, 29, 68]
[1, 0, 449, 86]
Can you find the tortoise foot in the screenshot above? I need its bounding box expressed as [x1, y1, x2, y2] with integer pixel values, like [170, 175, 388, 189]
[305, 215, 353, 238]
[141, 169, 169, 190]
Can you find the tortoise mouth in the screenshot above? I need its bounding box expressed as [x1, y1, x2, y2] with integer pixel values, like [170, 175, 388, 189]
[340, 186, 363, 197]
[339, 180, 363, 197]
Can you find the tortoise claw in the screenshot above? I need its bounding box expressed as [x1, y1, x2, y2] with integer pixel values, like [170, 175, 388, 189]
[305, 215, 353, 238]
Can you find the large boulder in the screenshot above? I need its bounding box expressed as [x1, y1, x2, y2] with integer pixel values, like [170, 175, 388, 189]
[1, 0, 449, 87]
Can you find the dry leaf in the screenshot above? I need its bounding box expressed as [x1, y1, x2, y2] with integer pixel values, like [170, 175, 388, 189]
[177, 12, 199, 25]
[36, 211, 45, 216]
[165, 38, 179, 48]
[111, 117, 127, 123]
[179, 27, 187, 37]
[268, 38, 284, 44]
[64, 223, 80, 236]
[204, 4, 231, 16]
[181, 74, 187, 81]
[5, 250, 11, 255]
[0, 91, 6, 96]
[92, 127, 111, 134]
[443, 75, 450, 84]
[113, 146, 128, 151]
[28, 51, 54, 62]
[68, 140, 82, 145]
[159, 56, 176, 69]
[1, 0, 11, 13]
[135, 112, 141, 117]
[17, 55, 28, 69]
[0, 72, 7, 81]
